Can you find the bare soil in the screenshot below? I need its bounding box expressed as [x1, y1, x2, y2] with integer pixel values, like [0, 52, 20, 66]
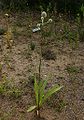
[0, 11, 84, 120]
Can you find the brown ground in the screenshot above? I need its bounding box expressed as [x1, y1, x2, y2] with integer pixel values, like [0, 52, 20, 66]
[0, 11, 84, 120]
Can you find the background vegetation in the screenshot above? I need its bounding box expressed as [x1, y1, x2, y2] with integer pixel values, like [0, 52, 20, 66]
[0, 0, 84, 14]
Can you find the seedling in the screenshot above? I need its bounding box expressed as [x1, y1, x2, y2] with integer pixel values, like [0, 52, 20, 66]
[9, 87, 22, 99]
[4, 13, 13, 49]
[30, 42, 35, 51]
[4, 28, 13, 49]
[66, 66, 80, 74]
[0, 27, 6, 35]
[0, 75, 22, 98]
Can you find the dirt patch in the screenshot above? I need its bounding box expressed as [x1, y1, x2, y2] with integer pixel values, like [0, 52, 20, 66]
[0, 12, 84, 120]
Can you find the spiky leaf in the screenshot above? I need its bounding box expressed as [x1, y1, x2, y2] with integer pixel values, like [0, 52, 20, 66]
[43, 85, 63, 102]
[27, 106, 37, 112]
[39, 80, 47, 107]
[34, 77, 39, 106]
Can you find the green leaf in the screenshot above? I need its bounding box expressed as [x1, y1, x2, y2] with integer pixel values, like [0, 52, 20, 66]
[27, 106, 37, 112]
[39, 80, 47, 107]
[34, 77, 39, 106]
[81, 4, 84, 12]
[43, 85, 63, 102]
[39, 80, 43, 89]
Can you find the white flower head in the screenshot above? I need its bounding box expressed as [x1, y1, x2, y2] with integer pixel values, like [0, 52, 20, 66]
[48, 19, 53, 23]
[41, 11, 47, 18]
[60, 29, 62, 32]
[37, 23, 41, 28]
[41, 16, 44, 25]
[41, 16, 44, 20]
[5, 13, 9, 17]
[32, 27, 41, 32]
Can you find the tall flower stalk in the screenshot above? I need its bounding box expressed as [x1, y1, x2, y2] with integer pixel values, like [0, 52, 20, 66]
[37, 11, 48, 118]
[27, 11, 62, 119]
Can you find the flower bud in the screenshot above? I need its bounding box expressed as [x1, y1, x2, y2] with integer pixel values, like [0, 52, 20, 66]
[41, 17, 44, 25]
[5, 13, 9, 17]
[41, 11, 47, 18]
[41, 17, 44, 20]
[37, 23, 41, 27]
[48, 19, 53, 23]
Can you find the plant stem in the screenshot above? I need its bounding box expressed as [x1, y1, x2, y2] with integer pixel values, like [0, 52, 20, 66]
[37, 27, 44, 118]
[38, 45, 42, 83]
[37, 49, 41, 118]
[36, 109, 40, 118]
